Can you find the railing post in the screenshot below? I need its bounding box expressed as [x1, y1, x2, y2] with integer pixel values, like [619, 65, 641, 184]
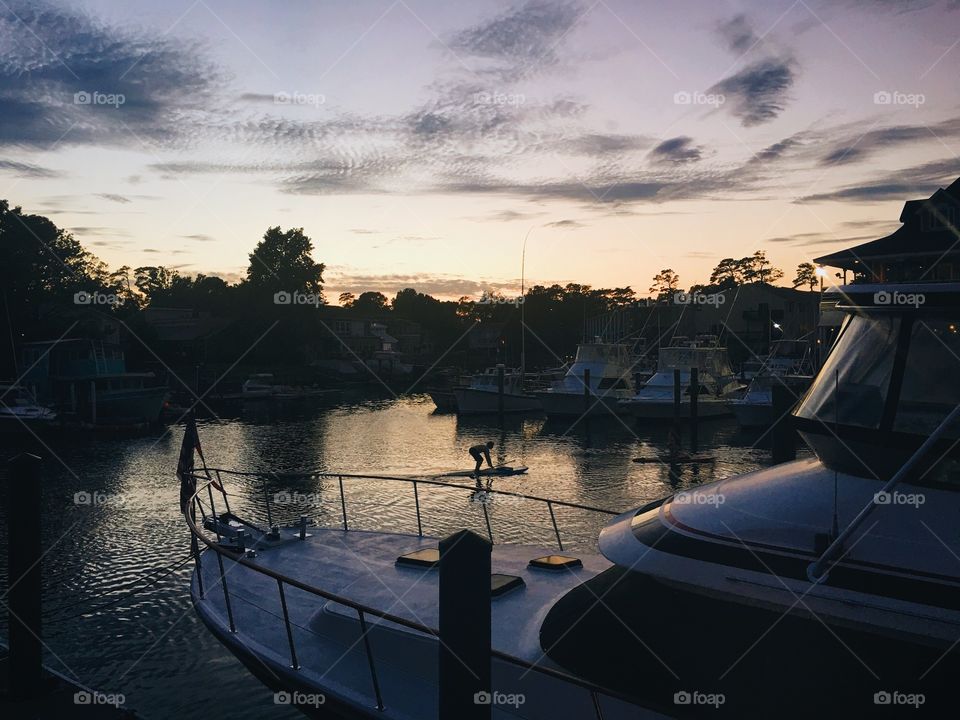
[339, 475, 348, 531]
[264, 487, 274, 528]
[357, 610, 384, 711]
[218, 470, 231, 514]
[439, 529, 492, 720]
[547, 501, 563, 551]
[6, 453, 43, 700]
[481, 501, 493, 543]
[277, 579, 300, 669]
[216, 552, 236, 633]
[413, 480, 423, 537]
[591, 690, 605, 720]
[208, 483, 222, 542]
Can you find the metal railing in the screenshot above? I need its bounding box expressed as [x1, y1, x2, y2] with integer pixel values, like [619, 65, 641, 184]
[183, 469, 672, 718]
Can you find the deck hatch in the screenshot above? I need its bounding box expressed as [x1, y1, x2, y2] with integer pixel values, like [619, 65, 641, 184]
[395, 548, 440, 568]
[529, 555, 583, 571]
[491, 573, 525, 597]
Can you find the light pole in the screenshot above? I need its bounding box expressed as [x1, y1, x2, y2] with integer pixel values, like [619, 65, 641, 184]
[815, 265, 827, 294]
[520, 225, 540, 381]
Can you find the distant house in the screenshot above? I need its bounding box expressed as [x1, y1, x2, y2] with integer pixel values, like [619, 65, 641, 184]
[815, 177, 960, 283]
[141, 307, 230, 361]
[310, 306, 422, 374]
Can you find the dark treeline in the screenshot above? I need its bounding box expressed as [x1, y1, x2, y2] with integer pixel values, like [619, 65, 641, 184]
[0, 200, 809, 378]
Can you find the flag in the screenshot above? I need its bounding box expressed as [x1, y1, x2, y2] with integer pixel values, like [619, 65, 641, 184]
[177, 414, 201, 515]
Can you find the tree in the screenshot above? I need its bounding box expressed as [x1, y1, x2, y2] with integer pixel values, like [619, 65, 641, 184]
[793, 262, 818, 290]
[134, 266, 179, 301]
[338, 292, 356, 307]
[709, 258, 744, 288]
[741, 251, 783, 284]
[649, 269, 680, 298]
[352, 291, 389, 313]
[246, 226, 325, 298]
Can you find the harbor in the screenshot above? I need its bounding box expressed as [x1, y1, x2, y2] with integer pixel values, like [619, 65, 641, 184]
[3, 0, 960, 717]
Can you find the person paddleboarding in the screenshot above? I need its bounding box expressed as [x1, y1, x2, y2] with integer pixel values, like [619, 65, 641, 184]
[469, 441, 495, 485]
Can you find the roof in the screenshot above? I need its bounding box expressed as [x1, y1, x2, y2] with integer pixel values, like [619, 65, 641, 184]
[815, 177, 960, 269]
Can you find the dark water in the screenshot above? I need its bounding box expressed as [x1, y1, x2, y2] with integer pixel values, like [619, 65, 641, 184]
[0, 392, 807, 719]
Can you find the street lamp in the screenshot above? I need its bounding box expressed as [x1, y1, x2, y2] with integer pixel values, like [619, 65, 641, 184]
[815, 265, 828, 293]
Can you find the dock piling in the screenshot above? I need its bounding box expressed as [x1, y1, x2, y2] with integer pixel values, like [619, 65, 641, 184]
[7, 453, 43, 700]
[689, 367, 699, 450]
[439, 529, 492, 720]
[771, 383, 796, 462]
[497, 365, 504, 416]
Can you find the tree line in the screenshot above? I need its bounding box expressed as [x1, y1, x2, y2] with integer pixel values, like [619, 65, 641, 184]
[0, 199, 819, 376]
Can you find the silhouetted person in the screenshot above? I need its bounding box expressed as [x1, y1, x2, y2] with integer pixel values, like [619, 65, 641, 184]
[469, 441, 495, 483]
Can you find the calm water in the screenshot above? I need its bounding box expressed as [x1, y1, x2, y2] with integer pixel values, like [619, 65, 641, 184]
[0, 392, 807, 719]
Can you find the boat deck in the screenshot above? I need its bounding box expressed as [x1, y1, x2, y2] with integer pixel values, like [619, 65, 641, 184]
[192, 525, 663, 719]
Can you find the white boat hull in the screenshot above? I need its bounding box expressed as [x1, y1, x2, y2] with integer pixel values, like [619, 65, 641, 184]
[534, 391, 626, 417]
[729, 400, 772, 427]
[452, 388, 541, 414]
[621, 398, 732, 419]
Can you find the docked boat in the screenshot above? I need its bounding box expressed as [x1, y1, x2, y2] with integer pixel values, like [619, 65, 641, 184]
[620, 339, 742, 419]
[184, 282, 960, 717]
[241, 374, 334, 400]
[19, 339, 166, 424]
[0, 383, 56, 431]
[533, 341, 635, 417]
[729, 340, 814, 428]
[452, 365, 541, 414]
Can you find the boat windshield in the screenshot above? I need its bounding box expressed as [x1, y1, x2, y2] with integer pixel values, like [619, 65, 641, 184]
[796, 313, 960, 436]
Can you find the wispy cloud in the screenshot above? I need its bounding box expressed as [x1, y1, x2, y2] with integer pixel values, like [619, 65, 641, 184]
[711, 58, 796, 126]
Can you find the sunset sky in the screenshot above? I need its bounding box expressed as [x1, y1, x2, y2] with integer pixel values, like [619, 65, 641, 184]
[2, 0, 959, 301]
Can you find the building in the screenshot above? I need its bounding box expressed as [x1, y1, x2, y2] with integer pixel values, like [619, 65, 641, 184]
[586, 283, 820, 367]
[815, 176, 960, 283]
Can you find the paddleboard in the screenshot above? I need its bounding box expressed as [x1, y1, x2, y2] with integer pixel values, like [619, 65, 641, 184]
[632, 456, 715, 465]
[440, 465, 529, 478]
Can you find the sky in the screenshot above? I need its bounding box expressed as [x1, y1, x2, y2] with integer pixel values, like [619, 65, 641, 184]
[1, 0, 959, 302]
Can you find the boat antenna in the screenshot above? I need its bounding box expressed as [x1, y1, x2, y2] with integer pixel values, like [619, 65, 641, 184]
[831, 368, 840, 538]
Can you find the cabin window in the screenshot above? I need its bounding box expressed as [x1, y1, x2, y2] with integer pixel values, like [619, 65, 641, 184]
[894, 320, 960, 436]
[796, 314, 899, 429]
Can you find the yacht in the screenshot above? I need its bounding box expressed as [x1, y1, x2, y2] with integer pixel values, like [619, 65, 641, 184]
[452, 365, 541, 414]
[241, 373, 333, 400]
[0, 383, 56, 431]
[729, 340, 814, 427]
[184, 284, 960, 717]
[533, 341, 635, 417]
[621, 338, 742, 419]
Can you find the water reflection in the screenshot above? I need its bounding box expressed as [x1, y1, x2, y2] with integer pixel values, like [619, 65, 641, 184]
[0, 390, 806, 719]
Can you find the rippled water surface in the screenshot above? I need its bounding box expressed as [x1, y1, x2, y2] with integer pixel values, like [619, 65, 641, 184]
[0, 391, 807, 719]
